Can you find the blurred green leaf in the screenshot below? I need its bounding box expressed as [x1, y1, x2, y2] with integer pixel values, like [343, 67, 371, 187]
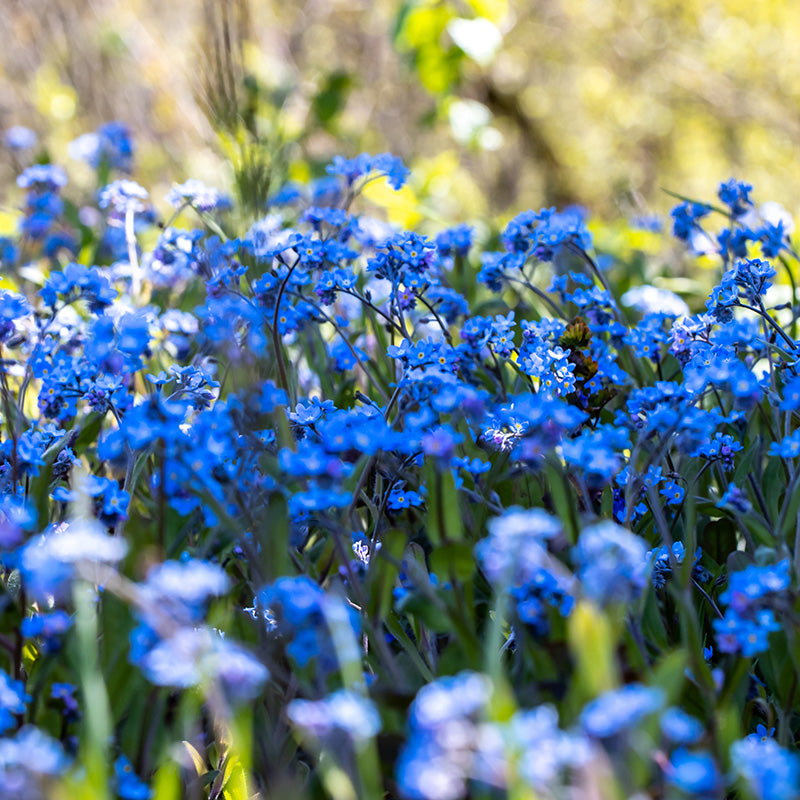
[430, 541, 475, 583]
[699, 518, 737, 565]
[651, 649, 688, 703]
[311, 71, 353, 128]
[152, 759, 182, 800]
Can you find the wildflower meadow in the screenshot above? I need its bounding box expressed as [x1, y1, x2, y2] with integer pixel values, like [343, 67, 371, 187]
[0, 119, 799, 800]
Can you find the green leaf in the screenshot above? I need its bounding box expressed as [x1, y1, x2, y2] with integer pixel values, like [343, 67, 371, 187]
[716, 703, 744, 756]
[699, 518, 737, 565]
[601, 485, 613, 517]
[384, 613, 435, 681]
[764, 633, 795, 707]
[260, 492, 291, 579]
[780, 484, 800, 539]
[651, 649, 688, 703]
[727, 550, 753, 575]
[733, 443, 759, 486]
[396, 589, 452, 633]
[31, 426, 79, 528]
[182, 741, 207, 777]
[430, 541, 475, 583]
[72, 412, 105, 456]
[73, 582, 112, 800]
[367, 528, 405, 621]
[152, 760, 182, 800]
[311, 71, 352, 127]
[212, 754, 248, 800]
[425, 465, 463, 545]
[567, 600, 619, 701]
[544, 464, 579, 544]
[762, 457, 784, 522]
[741, 512, 774, 547]
[641, 591, 669, 652]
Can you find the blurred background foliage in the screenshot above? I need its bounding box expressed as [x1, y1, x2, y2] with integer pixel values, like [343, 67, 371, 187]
[3, 0, 800, 227]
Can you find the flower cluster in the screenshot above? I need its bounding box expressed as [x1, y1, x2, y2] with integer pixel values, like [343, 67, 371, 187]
[1, 122, 800, 798]
[714, 560, 791, 657]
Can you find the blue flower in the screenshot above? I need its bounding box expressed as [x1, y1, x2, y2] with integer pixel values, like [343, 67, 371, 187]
[410, 672, 490, 729]
[288, 690, 381, 742]
[51, 683, 79, 717]
[256, 577, 357, 670]
[660, 707, 705, 744]
[667, 748, 719, 794]
[718, 178, 754, 217]
[20, 520, 128, 601]
[421, 424, 463, 464]
[581, 684, 665, 738]
[144, 559, 229, 611]
[0, 671, 31, 734]
[749, 724, 776, 742]
[21, 610, 72, 652]
[116, 311, 152, 356]
[17, 164, 67, 190]
[435, 224, 474, 258]
[388, 485, 424, 510]
[4, 125, 37, 150]
[166, 179, 230, 212]
[477, 508, 563, 581]
[769, 430, 800, 458]
[139, 627, 268, 700]
[717, 482, 752, 514]
[760, 220, 790, 258]
[326, 152, 408, 189]
[69, 121, 134, 172]
[714, 609, 781, 657]
[671, 201, 710, 241]
[660, 479, 684, 505]
[647, 542, 707, 589]
[561, 425, 628, 485]
[98, 179, 149, 214]
[0, 726, 68, 788]
[115, 756, 151, 800]
[573, 521, 649, 606]
[720, 560, 790, 610]
[731, 737, 800, 800]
